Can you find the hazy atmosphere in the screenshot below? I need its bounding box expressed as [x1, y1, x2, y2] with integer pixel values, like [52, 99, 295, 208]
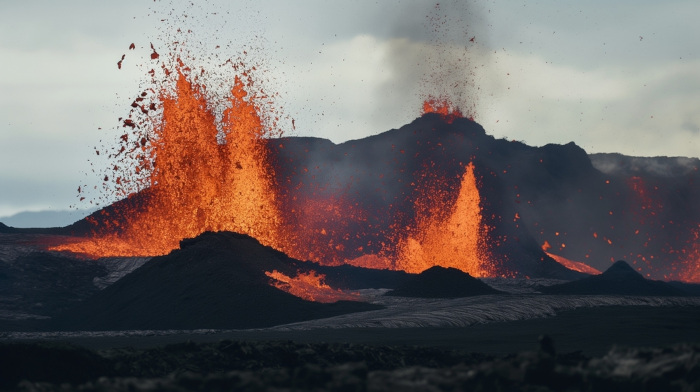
[1, 0, 699, 224]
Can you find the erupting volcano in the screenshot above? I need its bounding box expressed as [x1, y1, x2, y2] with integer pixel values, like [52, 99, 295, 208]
[43, 35, 699, 284]
[49, 52, 499, 278]
[52, 66, 284, 258]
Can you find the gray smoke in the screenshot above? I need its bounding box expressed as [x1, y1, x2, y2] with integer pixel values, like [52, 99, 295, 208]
[375, 1, 490, 121]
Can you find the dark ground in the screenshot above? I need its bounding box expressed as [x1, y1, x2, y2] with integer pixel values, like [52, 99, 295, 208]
[45, 305, 700, 356]
[3, 305, 699, 391]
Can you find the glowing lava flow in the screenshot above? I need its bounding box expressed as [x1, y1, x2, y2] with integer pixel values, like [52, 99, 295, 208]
[541, 241, 601, 275]
[394, 162, 492, 276]
[265, 270, 360, 303]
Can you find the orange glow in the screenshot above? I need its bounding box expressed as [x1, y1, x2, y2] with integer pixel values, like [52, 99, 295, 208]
[421, 96, 465, 123]
[265, 270, 360, 303]
[545, 252, 602, 275]
[541, 240, 552, 251]
[680, 226, 700, 283]
[276, 195, 370, 266]
[49, 53, 497, 280]
[51, 66, 283, 257]
[393, 162, 493, 276]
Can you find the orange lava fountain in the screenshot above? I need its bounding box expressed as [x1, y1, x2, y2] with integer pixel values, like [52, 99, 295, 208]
[50, 53, 497, 280]
[394, 162, 492, 276]
[680, 226, 700, 283]
[51, 67, 283, 257]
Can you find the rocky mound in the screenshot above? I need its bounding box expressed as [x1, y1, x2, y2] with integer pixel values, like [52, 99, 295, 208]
[385, 266, 502, 298]
[51, 231, 381, 331]
[541, 260, 688, 296]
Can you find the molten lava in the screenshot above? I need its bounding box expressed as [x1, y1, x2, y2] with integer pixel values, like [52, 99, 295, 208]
[50, 48, 498, 281]
[422, 96, 466, 124]
[394, 162, 492, 276]
[265, 270, 360, 303]
[544, 251, 602, 276]
[51, 67, 282, 256]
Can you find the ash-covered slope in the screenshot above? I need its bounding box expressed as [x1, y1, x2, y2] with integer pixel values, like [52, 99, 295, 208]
[51, 232, 380, 331]
[385, 266, 502, 298]
[541, 260, 688, 296]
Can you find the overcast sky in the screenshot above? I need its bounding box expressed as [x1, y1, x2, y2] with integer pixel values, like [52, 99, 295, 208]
[1, 0, 699, 220]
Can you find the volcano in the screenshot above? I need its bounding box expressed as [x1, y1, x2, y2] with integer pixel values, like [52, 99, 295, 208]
[22, 53, 696, 281]
[10, 110, 697, 282]
[44, 114, 593, 280]
[50, 231, 380, 331]
[264, 114, 699, 281]
[386, 266, 502, 298]
[541, 260, 689, 296]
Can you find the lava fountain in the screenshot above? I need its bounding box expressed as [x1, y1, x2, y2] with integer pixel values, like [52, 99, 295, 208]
[51, 65, 284, 257]
[394, 162, 491, 276]
[51, 56, 493, 278]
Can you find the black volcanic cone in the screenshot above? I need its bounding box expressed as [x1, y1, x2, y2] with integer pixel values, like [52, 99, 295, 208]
[385, 266, 502, 298]
[541, 260, 688, 296]
[51, 231, 381, 331]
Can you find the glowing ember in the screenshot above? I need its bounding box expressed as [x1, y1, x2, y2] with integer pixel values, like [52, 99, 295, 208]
[680, 226, 700, 283]
[277, 195, 370, 266]
[265, 270, 360, 303]
[394, 162, 492, 276]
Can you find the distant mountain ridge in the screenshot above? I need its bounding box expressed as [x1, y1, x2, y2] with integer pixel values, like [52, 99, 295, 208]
[0, 209, 96, 229]
[589, 153, 700, 177]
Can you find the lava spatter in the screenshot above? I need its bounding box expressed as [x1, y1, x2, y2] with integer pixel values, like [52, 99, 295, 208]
[51, 63, 284, 257]
[394, 162, 492, 276]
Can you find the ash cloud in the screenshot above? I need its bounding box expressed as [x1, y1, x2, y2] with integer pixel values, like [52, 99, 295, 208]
[375, 1, 490, 120]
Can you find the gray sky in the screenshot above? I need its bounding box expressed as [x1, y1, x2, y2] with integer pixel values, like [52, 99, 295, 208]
[1, 0, 699, 219]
